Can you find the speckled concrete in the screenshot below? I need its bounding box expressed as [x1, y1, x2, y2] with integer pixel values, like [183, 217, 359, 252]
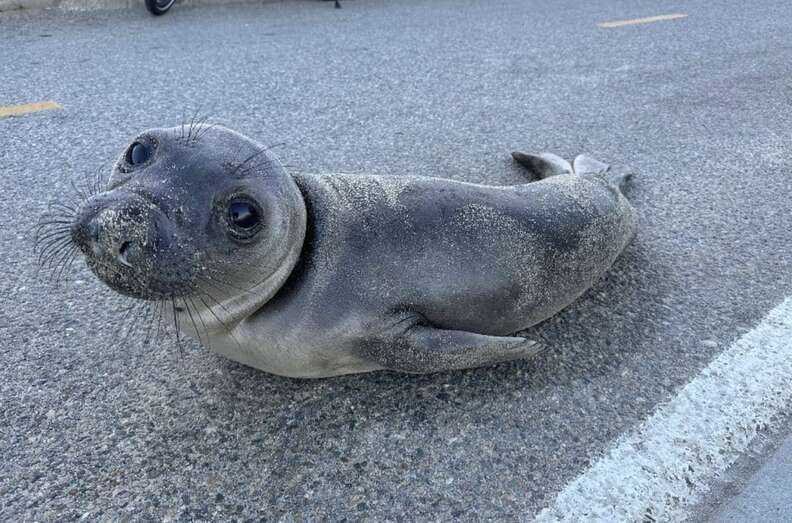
[1, 0, 791, 519]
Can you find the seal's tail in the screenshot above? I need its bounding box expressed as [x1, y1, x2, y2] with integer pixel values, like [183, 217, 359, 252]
[512, 151, 633, 192]
[511, 151, 572, 180]
[576, 154, 634, 194]
[603, 171, 634, 192]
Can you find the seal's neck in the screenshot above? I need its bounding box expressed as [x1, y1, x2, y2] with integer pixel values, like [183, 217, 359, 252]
[181, 175, 307, 338]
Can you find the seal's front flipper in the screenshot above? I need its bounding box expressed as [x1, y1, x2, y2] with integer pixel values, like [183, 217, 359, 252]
[511, 151, 573, 180]
[368, 322, 543, 374]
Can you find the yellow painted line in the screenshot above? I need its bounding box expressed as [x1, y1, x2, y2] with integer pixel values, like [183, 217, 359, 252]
[598, 13, 687, 28]
[0, 100, 62, 119]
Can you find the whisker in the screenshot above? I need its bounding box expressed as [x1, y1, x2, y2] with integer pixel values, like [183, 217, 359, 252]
[187, 107, 205, 142]
[195, 291, 243, 350]
[156, 300, 168, 347]
[90, 163, 108, 197]
[32, 223, 72, 243]
[121, 300, 150, 347]
[38, 252, 71, 275]
[192, 116, 208, 142]
[182, 297, 208, 349]
[142, 300, 160, 347]
[47, 195, 79, 207]
[34, 227, 71, 246]
[179, 109, 187, 141]
[36, 231, 72, 256]
[187, 296, 211, 350]
[195, 122, 217, 141]
[52, 245, 79, 284]
[230, 148, 269, 178]
[118, 299, 142, 336]
[39, 206, 75, 217]
[34, 219, 73, 230]
[232, 142, 288, 178]
[145, 300, 165, 347]
[171, 297, 184, 357]
[47, 200, 78, 213]
[34, 219, 72, 231]
[196, 288, 233, 318]
[187, 110, 198, 141]
[37, 236, 73, 266]
[49, 244, 78, 284]
[44, 247, 71, 278]
[69, 179, 90, 203]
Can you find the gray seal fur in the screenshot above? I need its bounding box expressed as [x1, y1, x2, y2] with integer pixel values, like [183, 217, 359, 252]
[68, 124, 636, 378]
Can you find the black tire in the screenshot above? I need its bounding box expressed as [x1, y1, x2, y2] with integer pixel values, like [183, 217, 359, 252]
[145, 0, 175, 15]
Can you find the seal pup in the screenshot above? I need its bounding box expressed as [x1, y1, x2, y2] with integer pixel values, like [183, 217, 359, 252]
[62, 124, 636, 378]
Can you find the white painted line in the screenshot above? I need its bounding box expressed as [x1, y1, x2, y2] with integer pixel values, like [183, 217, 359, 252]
[598, 13, 687, 28]
[536, 296, 792, 522]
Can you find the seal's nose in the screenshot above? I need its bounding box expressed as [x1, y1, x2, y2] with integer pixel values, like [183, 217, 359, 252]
[71, 196, 153, 269]
[71, 203, 103, 256]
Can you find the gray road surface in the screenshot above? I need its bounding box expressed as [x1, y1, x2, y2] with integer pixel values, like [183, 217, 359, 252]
[713, 433, 792, 522]
[1, 0, 791, 519]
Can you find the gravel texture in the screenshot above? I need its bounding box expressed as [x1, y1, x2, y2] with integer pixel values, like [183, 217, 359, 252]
[1, 0, 792, 519]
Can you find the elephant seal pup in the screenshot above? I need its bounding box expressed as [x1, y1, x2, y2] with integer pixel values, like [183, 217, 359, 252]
[68, 125, 636, 378]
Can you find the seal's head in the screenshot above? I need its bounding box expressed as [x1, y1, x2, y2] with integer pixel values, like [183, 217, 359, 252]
[70, 125, 306, 315]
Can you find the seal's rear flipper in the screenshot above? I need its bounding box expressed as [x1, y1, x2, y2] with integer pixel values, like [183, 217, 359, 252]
[573, 154, 610, 175]
[368, 321, 544, 373]
[603, 171, 634, 192]
[511, 151, 573, 180]
[572, 154, 633, 192]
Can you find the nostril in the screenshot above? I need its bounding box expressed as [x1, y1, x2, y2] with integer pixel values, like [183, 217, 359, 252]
[118, 241, 132, 267]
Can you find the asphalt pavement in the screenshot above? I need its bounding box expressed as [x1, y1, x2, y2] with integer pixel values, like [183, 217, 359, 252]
[1, 0, 791, 519]
[713, 433, 792, 522]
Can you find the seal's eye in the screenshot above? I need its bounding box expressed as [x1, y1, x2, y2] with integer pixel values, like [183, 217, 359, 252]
[227, 199, 262, 237]
[126, 142, 151, 165]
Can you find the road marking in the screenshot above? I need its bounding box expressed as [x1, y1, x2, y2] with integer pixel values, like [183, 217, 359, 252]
[0, 101, 62, 119]
[598, 13, 687, 28]
[536, 296, 792, 522]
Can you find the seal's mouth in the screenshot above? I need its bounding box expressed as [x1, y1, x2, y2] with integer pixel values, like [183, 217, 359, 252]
[34, 186, 224, 351]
